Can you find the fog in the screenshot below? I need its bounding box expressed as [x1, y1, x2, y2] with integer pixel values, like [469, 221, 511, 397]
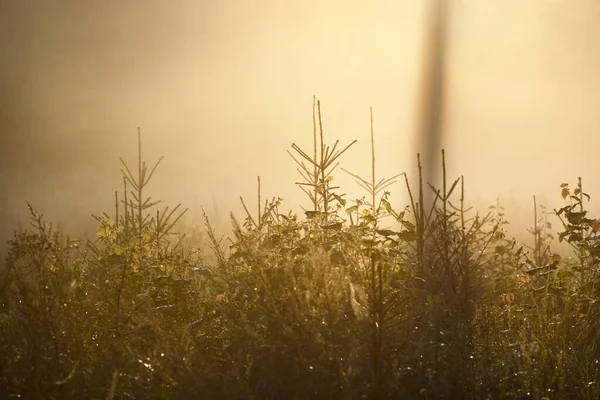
[1, 0, 599, 259]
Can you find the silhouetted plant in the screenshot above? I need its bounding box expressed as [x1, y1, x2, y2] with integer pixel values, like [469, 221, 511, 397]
[1, 99, 599, 400]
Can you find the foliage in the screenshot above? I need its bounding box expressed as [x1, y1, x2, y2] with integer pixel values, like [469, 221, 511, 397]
[0, 103, 598, 399]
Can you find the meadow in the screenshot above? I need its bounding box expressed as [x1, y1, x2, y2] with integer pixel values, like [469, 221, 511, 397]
[1, 100, 598, 399]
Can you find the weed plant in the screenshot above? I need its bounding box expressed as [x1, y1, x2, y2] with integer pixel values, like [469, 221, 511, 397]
[0, 100, 598, 399]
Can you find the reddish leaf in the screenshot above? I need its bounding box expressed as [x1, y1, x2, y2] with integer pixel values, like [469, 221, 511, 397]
[561, 188, 569, 199]
[505, 293, 515, 304]
[593, 219, 600, 234]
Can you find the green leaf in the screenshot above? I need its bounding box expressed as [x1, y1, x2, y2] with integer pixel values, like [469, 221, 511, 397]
[395, 211, 406, 223]
[401, 220, 416, 232]
[112, 245, 125, 256]
[566, 211, 587, 225]
[556, 206, 571, 216]
[376, 229, 397, 237]
[97, 225, 110, 238]
[346, 205, 359, 215]
[361, 215, 377, 224]
[292, 245, 309, 256]
[332, 194, 346, 207]
[397, 231, 418, 242]
[381, 198, 393, 215]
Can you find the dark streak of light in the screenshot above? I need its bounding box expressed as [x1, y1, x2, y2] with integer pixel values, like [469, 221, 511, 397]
[416, 0, 447, 207]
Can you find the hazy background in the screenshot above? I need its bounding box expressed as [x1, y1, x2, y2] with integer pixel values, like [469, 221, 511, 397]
[1, 0, 599, 259]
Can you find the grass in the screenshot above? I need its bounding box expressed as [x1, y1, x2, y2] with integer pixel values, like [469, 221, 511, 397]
[0, 98, 599, 399]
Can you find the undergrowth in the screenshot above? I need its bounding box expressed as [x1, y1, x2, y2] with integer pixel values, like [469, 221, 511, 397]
[1, 99, 599, 399]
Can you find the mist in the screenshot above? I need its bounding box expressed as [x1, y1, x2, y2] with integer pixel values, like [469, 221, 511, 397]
[1, 0, 599, 259]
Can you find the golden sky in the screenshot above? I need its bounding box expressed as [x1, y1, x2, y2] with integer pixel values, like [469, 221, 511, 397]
[0, 0, 598, 250]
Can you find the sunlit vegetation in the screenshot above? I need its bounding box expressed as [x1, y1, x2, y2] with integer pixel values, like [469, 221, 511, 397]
[1, 99, 599, 399]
